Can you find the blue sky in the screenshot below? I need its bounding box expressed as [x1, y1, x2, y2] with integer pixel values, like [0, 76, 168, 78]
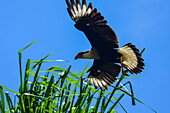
[0, 0, 169, 112]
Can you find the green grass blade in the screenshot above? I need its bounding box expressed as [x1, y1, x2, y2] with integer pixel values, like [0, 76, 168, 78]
[26, 96, 31, 113]
[69, 84, 78, 113]
[48, 102, 53, 113]
[61, 65, 71, 78]
[74, 105, 82, 113]
[30, 59, 69, 63]
[24, 59, 31, 113]
[57, 66, 72, 110]
[1, 85, 20, 95]
[0, 102, 5, 113]
[27, 51, 54, 73]
[80, 76, 83, 98]
[114, 87, 157, 113]
[24, 59, 31, 94]
[79, 88, 91, 108]
[101, 96, 106, 112]
[17, 95, 25, 113]
[101, 74, 125, 112]
[59, 65, 71, 91]
[14, 94, 16, 110]
[0, 86, 5, 113]
[64, 83, 71, 106]
[82, 81, 90, 92]
[58, 87, 65, 113]
[83, 90, 97, 113]
[123, 75, 141, 79]
[22, 93, 55, 101]
[18, 52, 23, 93]
[62, 83, 72, 112]
[119, 102, 128, 113]
[30, 61, 42, 94]
[94, 91, 104, 113]
[107, 93, 125, 113]
[18, 39, 38, 53]
[45, 75, 54, 97]
[140, 48, 146, 55]
[74, 62, 90, 107]
[119, 81, 135, 105]
[5, 92, 14, 112]
[62, 101, 71, 112]
[18, 40, 38, 93]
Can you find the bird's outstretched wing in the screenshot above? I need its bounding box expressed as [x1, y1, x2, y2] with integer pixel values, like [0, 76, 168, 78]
[66, 0, 119, 49]
[87, 60, 121, 90]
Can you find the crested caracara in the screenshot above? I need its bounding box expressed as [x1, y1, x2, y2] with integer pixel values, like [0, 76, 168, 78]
[65, 0, 145, 91]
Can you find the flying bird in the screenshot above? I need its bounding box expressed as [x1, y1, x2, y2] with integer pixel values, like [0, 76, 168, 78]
[65, 0, 144, 91]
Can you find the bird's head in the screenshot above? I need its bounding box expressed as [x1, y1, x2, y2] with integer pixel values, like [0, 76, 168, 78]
[74, 51, 89, 60]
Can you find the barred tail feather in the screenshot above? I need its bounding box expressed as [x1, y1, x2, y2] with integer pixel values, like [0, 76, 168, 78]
[118, 43, 145, 74]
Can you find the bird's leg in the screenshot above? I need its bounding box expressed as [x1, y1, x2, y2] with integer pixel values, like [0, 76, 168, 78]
[120, 57, 128, 76]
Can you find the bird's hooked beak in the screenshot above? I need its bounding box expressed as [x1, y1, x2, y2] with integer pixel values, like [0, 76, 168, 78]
[75, 56, 78, 60]
[74, 53, 83, 60]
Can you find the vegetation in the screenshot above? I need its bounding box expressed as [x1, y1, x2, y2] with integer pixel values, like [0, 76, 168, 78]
[0, 40, 156, 113]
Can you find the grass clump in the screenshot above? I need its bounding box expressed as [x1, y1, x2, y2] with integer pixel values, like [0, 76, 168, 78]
[0, 40, 156, 113]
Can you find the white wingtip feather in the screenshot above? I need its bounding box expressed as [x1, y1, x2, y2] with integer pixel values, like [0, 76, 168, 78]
[70, 9, 76, 18]
[72, 5, 78, 16]
[81, 4, 87, 16]
[101, 79, 107, 86]
[77, 4, 82, 16]
[93, 78, 98, 88]
[89, 78, 93, 85]
[96, 79, 103, 90]
[85, 7, 92, 15]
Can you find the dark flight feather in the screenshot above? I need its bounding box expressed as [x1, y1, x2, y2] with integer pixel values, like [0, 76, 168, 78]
[66, 0, 119, 49]
[87, 60, 121, 90]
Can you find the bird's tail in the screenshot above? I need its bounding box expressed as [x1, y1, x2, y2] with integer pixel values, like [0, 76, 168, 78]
[118, 43, 145, 74]
[65, 0, 93, 22]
